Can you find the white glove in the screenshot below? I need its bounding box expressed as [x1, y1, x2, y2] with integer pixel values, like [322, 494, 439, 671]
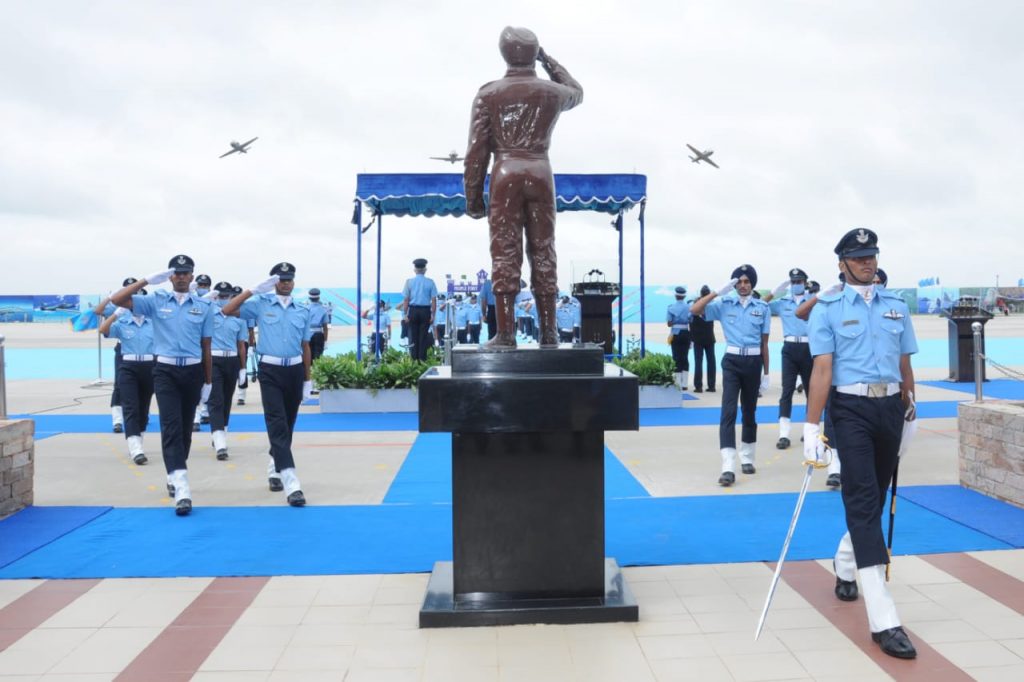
[200, 383, 212, 404]
[249, 275, 280, 295]
[238, 369, 247, 386]
[903, 390, 916, 421]
[771, 280, 790, 299]
[898, 419, 917, 458]
[302, 380, 313, 400]
[144, 268, 175, 286]
[202, 290, 217, 301]
[803, 422, 827, 464]
[821, 282, 844, 297]
[114, 306, 131, 318]
[760, 373, 770, 392]
[716, 278, 739, 297]
[188, 281, 198, 293]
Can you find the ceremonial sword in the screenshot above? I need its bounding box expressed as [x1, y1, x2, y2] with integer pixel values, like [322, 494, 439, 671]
[755, 438, 832, 641]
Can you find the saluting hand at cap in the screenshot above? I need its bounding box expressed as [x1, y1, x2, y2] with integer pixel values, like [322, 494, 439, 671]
[249, 275, 280, 295]
[145, 268, 175, 286]
[821, 282, 844, 298]
[716, 278, 739, 297]
[771, 280, 790, 299]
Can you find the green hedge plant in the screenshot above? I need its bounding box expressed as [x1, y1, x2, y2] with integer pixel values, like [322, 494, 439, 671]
[612, 350, 675, 387]
[311, 347, 441, 392]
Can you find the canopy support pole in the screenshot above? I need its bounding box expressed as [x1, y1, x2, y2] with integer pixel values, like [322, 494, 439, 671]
[374, 213, 383, 361]
[639, 199, 647, 357]
[616, 211, 624, 358]
[355, 200, 363, 361]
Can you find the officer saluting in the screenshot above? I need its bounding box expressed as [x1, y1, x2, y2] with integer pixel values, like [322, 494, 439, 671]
[805, 228, 918, 659]
[110, 255, 214, 516]
[690, 265, 771, 486]
[307, 288, 329, 361]
[763, 268, 813, 449]
[402, 258, 437, 361]
[207, 282, 248, 461]
[222, 262, 313, 507]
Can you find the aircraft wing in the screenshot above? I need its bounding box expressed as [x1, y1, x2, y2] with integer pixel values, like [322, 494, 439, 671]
[429, 157, 448, 161]
[705, 157, 720, 169]
[219, 148, 239, 158]
[240, 137, 258, 148]
[686, 143, 701, 155]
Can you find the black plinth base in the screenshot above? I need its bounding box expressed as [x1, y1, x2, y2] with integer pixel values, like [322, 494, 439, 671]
[419, 559, 639, 628]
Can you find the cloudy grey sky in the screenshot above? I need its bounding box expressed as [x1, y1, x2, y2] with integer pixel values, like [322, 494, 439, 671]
[3, 0, 1022, 297]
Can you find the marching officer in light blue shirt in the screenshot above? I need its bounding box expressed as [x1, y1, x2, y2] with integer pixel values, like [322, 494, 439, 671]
[206, 282, 248, 462]
[362, 299, 391, 355]
[223, 262, 313, 507]
[764, 268, 814, 451]
[690, 264, 771, 486]
[110, 255, 214, 516]
[402, 258, 437, 361]
[466, 294, 483, 343]
[805, 228, 919, 660]
[666, 286, 693, 392]
[453, 294, 470, 344]
[307, 288, 329, 361]
[99, 291, 154, 466]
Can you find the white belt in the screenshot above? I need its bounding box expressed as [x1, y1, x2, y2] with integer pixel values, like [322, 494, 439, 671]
[210, 350, 238, 357]
[156, 356, 201, 366]
[122, 354, 154, 362]
[784, 336, 810, 343]
[260, 354, 303, 366]
[725, 345, 761, 356]
[835, 382, 900, 398]
[672, 325, 690, 331]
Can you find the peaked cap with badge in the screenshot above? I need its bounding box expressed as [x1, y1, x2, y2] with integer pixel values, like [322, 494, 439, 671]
[168, 254, 195, 273]
[270, 262, 296, 280]
[834, 228, 879, 259]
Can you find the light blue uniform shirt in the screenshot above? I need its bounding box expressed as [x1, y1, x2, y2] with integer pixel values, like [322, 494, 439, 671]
[556, 305, 575, 330]
[768, 295, 811, 338]
[308, 302, 328, 330]
[571, 299, 581, 326]
[212, 306, 247, 353]
[454, 304, 469, 329]
[665, 300, 692, 335]
[239, 295, 312, 358]
[132, 290, 213, 358]
[809, 286, 917, 385]
[365, 310, 391, 333]
[403, 275, 437, 306]
[108, 316, 154, 356]
[466, 305, 482, 324]
[701, 295, 771, 348]
[480, 279, 496, 305]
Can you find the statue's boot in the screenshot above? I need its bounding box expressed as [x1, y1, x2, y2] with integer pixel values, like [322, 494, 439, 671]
[482, 294, 517, 351]
[536, 295, 559, 349]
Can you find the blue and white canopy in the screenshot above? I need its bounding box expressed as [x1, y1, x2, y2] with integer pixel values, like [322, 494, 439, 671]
[356, 173, 647, 217]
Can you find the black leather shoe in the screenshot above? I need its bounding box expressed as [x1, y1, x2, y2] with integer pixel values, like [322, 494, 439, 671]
[776, 437, 791, 450]
[707, 387, 716, 393]
[216, 449, 229, 461]
[200, 415, 209, 425]
[872, 626, 917, 659]
[192, 423, 200, 432]
[741, 463, 756, 475]
[236, 398, 245, 405]
[835, 576, 858, 601]
[269, 477, 284, 492]
[133, 453, 148, 465]
[287, 490, 306, 507]
[826, 473, 841, 489]
[694, 387, 703, 393]
[113, 423, 124, 434]
[718, 471, 735, 486]
[175, 499, 192, 516]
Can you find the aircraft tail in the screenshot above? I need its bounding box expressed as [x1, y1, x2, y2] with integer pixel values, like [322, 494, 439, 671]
[689, 156, 698, 163]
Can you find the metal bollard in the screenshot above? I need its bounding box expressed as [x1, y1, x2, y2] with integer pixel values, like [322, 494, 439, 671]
[972, 321, 983, 401]
[0, 333, 7, 419]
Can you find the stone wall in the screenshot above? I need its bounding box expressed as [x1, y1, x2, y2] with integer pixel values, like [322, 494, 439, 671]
[958, 401, 1024, 508]
[0, 419, 34, 518]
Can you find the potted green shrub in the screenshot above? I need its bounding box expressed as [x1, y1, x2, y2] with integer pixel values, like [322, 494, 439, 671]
[312, 347, 440, 413]
[612, 350, 683, 408]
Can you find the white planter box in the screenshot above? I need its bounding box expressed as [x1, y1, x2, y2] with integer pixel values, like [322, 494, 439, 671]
[638, 385, 682, 409]
[319, 388, 418, 413]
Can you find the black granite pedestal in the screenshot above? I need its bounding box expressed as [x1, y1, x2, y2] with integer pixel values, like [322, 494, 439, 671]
[417, 345, 640, 628]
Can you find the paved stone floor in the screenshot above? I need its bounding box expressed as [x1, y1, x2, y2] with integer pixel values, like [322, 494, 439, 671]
[1, 319, 1023, 680]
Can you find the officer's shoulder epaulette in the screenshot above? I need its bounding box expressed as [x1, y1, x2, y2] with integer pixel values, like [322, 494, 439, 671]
[877, 288, 904, 303]
[816, 291, 843, 303]
[295, 300, 310, 309]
